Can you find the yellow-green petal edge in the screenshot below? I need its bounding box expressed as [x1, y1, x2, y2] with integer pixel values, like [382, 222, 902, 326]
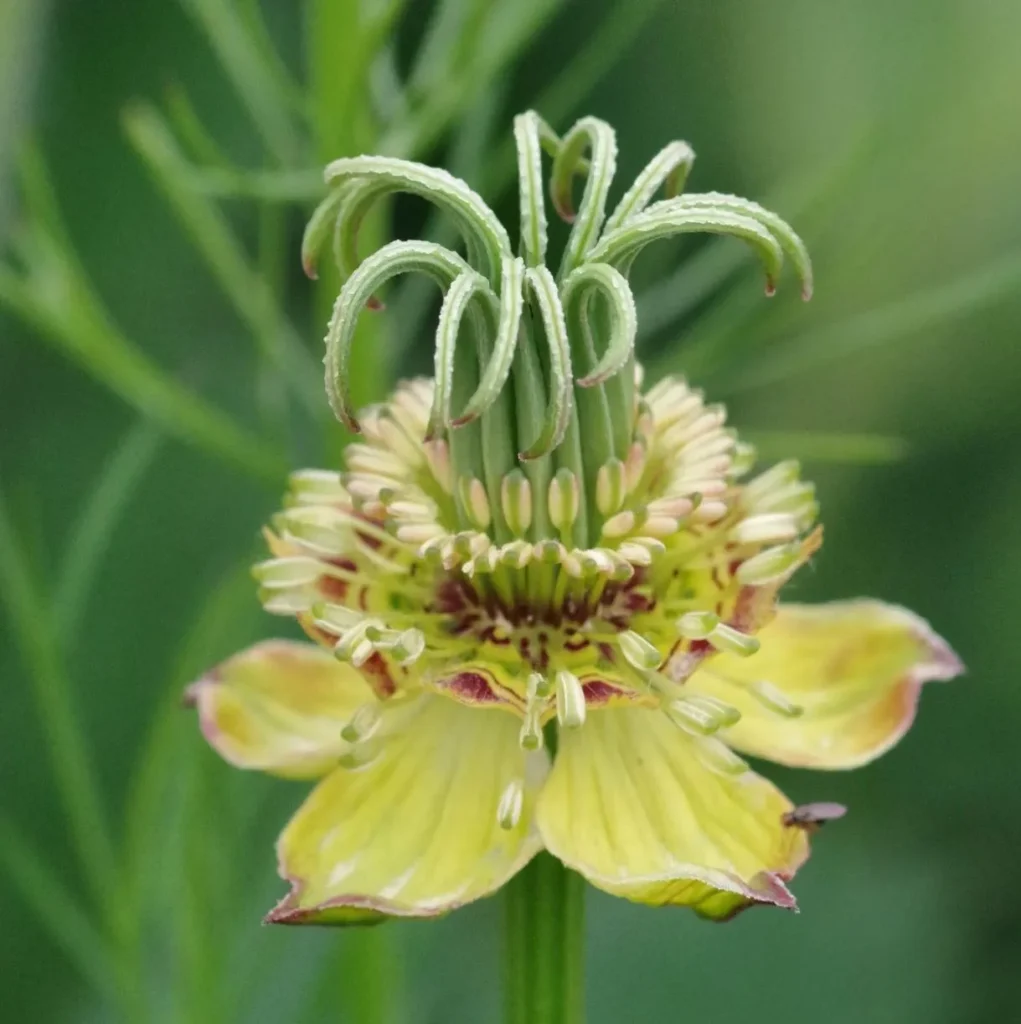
[536, 706, 809, 920]
[692, 600, 964, 769]
[268, 695, 547, 924]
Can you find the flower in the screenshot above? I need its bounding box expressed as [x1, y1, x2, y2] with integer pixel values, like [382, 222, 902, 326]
[188, 113, 962, 924]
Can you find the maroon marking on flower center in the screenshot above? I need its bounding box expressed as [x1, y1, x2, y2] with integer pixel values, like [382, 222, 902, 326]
[444, 672, 500, 703]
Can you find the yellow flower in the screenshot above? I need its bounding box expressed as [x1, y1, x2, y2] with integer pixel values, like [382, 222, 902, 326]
[189, 375, 960, 923]
[187, 113, 962, 924]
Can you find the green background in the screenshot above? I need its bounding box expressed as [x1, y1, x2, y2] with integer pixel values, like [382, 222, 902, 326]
[2, 1, 1019, 1021]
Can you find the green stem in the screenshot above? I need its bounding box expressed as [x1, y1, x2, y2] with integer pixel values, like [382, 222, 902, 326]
[505, 853, 586, 1024]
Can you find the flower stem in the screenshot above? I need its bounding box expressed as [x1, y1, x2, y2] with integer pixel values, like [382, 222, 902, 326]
[504, 853, 586, 1024]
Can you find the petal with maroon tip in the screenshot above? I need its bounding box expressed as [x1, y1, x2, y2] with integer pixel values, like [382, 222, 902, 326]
[690, 600, 963, 769]
[188, 640, 373, 779]
[267, 694, 546, 924]
[536, 706, 808, 920]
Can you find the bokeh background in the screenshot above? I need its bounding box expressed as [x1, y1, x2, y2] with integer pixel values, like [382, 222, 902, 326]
[2, 1, 1019, 1022]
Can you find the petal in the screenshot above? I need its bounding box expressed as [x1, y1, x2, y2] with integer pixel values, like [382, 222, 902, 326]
[188, 640, 373, 779]
[691, 600, 964, 769]
[536, 707, 808, 920]
[267, 694, 547, 924]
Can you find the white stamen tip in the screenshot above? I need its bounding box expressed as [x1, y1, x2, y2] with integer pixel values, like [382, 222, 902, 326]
[555, 670, 586, 729]
[497, 779, 525, 830]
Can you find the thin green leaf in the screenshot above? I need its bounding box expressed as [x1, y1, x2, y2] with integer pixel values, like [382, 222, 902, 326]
[0, 252, 284, 484]
[187, 165, 325, 201]
[604, 140, 695, 233]
[163, 81, 232, 170]
[54, 420, 163, 641]
[589, 206, 785, 294]
[561, 262, 637, 387]
[177, 0, 300, 162]
[745, 431, 910, 465]
[381, 0, 566, 158]
[323, 155, 511, 283]
[117, 565, 258, 983]
[723, 252, 1021, 394]
[122, 103, 324, 421]
[482, 0, 669, 195]
[552, 116, 617, 279]
[0, 815, 119, 1003]
[519, 265, 573, 459]
[0, 489, 117, 910]
[324, 240, 479, 430]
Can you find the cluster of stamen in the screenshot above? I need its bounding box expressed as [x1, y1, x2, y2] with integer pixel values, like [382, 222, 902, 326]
[253, 375, 820, 827]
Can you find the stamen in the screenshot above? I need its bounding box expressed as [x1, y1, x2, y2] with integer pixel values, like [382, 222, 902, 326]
[596, 458, 626, 516]
[745, 679, 804, 718]
[520, 677, 546, 750]
[730, 441, 757, 477]
[601, 510, 636, 538]
[667, 695, 741, 735]
[735, 544, 802, 586]
[731, 513, 798, 545]
[501, 470, 533, 537]
[676, 610, 719, 639]
[458, 476, 492, 530]
[424, 439, 454, 493]
[555, 669, 586, 728]
[693, 736, 749, 776]
[743, 460, 800, 506]
[618, 630, 663, 671]
[548, 469, 580, 540]
[339, 738, 382, 770]
[252, 556, 322, 588]
[497, 779, 525, 830]
[707, 623, 761, 657]
[342, 702, 382, 743]
[288, 469, 347, 504]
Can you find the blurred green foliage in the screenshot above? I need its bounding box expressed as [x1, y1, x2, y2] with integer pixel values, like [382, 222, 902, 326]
[2, 1, 1019, 1022]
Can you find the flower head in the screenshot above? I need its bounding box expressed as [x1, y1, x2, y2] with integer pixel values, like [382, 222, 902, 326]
[188, 113, 962, 924]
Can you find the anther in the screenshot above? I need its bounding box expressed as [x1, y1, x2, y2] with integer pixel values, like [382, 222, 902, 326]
[288, 469, 348, 504]
[731, 514, 798, 546]
[694, 737, 749, 776]
[735, 544, 802, 586]
[707, 623, 761, 657]
[548, 469, 580, 540]
[458, 476, 492, 531]
[618, 630, 663, 671]
[747, 679, 804, 718]
[601, 510, 636, 538]
[744, 460, 800, 506]
[339, 738, 382, 770]
[596, 459, 626, 516]
[668, 696, 741, 735]
[676, 610, 719, 640]
[497, 779, 525, 830]
[729, 441, 757, 478]
[342, 702, 382, 743]
[252, 556, 321, 588]
[555, 669, 586, 729]
[501, 470, 533, 537]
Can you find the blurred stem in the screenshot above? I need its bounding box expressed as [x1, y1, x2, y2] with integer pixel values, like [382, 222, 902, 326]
[0, 490, 117, 914]
[306, 8, 395, 1023]
[505, 854, 586, 1024]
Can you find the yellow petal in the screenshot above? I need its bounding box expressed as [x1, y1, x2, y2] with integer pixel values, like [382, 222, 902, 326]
[267, 694, 546, 924]
[188, 640, 373, 779]
[536, 707, 808, 920]
[691, 600, 963, 769]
